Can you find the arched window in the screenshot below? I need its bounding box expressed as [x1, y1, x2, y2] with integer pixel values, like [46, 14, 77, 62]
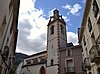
[61, 25, 64, 34]
[51, 59, 54, 66]
[50, 26, 54, 35]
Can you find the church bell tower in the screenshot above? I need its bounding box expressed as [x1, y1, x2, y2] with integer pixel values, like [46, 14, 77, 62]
[46, 9, 67, 74]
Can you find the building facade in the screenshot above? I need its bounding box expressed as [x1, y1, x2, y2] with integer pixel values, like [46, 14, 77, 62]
[59, 43, 83, 74]
[46, 9, 67, 74]
[22, 51, 47, 74]
[0, 0, 20, 74]
[21, 9, 83, 74]
[78, 0, 100, 74]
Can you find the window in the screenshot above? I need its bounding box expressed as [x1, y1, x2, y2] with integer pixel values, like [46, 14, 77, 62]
[66, 50, 72, 56]
[51, 59, 54, 66]
[40, 57, 46, 63]
[51, 45, 53, 49]
[66, 59, 74, 72]
[83, 36, 86, 46]
[68, 50, 71, 56]
[61, 25, 64, 34]
[93, 0, 99, 18]
[26, 60, 31, 65]
[88, 18, 92, 32]
[33, 58, 38, 64]
[50, 26, 54, 35]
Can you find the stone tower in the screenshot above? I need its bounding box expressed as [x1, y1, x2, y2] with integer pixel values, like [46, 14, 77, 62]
[46, 9, 67, 74]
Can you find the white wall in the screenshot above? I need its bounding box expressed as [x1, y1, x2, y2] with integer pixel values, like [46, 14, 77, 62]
[22, 64, 46, 74]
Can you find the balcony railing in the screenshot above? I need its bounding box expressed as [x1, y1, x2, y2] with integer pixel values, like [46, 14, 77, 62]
[65, 67, 75, 74]
[89, 45, 100, 63]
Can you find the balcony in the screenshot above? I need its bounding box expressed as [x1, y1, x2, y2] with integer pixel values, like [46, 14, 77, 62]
[65, 67, 75, 74]
[89, 45, 100, 63]
[82, 57, 91, 71]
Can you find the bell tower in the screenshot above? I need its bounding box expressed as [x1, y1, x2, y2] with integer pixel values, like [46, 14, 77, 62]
[46, 9, 67, 74]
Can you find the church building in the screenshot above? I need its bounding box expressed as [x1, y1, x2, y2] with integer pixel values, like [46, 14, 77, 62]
[20, 9, 83, 74]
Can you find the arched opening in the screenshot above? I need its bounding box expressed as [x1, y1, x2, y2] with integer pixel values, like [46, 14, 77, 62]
[40, 66, 46, 74]
[61, 25, 64, 34]
[50, 25, 54, 35]
[51, 59, 54, 66]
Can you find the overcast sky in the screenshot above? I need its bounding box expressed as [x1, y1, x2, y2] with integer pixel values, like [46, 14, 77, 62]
[16, 0, 86, 55]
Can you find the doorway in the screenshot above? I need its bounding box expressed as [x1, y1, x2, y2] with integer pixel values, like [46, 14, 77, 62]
[40, 66, 46, 74]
